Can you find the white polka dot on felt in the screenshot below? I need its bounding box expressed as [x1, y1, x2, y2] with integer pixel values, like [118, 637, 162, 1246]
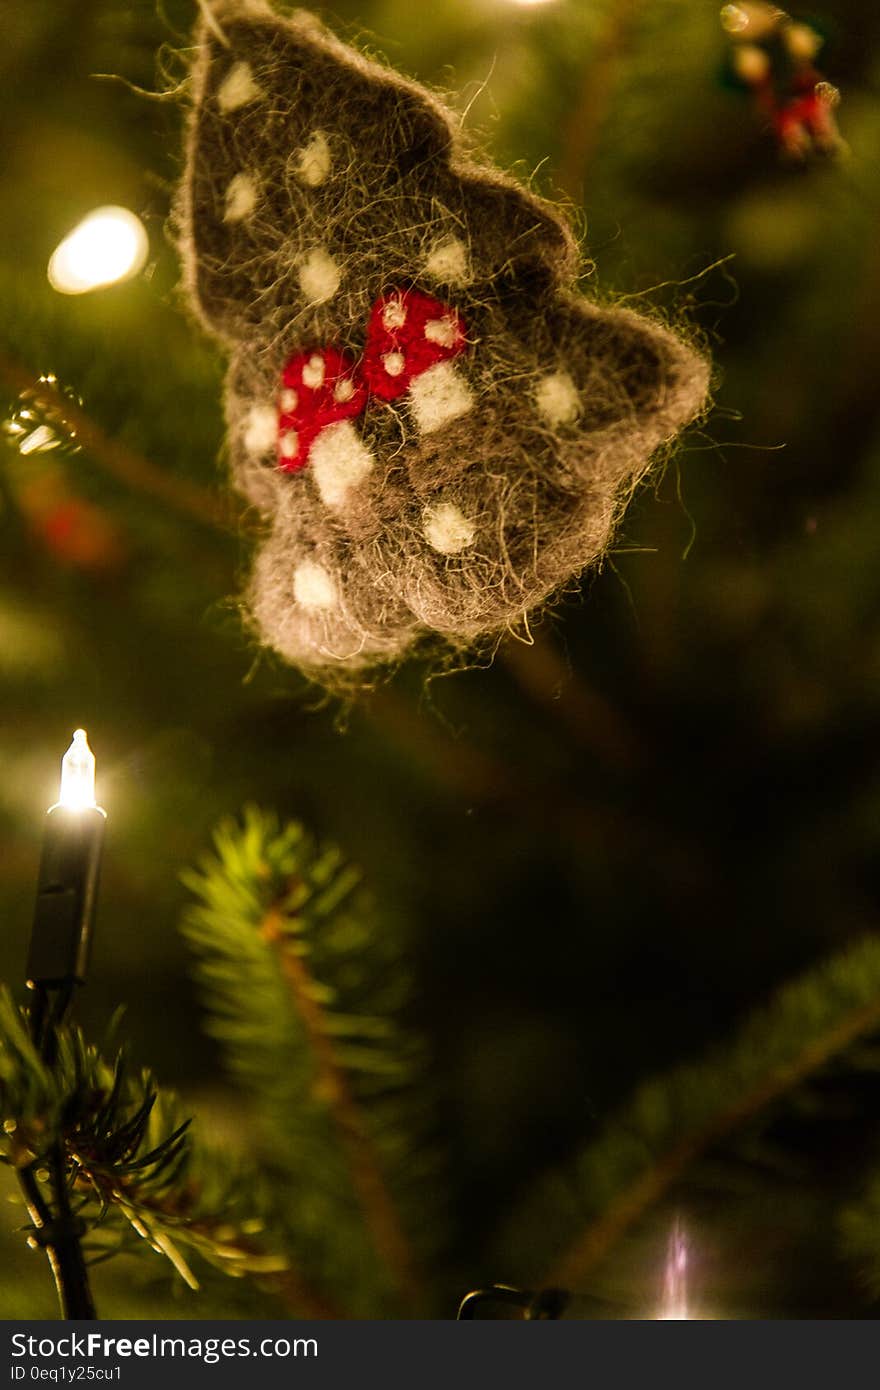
[382, 351, 406, 378]
[424, 317, 456, 348]
[279, 430, 299, 460]
[294, 131, 332, 187]
[333, 378, 355, 403]
[293, 560, 337, 610]
[535, 370, 581, 427]
[298, 248, 341, 304]
[243, 404, 277, 456]
[302, 354, 326, 389]
[217, 62, 262, 113]
[409, 361, 474, 434]
[424, 235, 472, 288]
[311, 420, 374, 509]
[382, 298, 407, 330]
[223, 172, 258, 223]
[280, 388, 298, 412]
[423, 501, 476, 555]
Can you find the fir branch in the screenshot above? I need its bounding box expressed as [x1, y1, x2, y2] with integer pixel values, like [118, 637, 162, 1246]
[501, 631, 642, 772]
[78, 1132, 339, 1319]
[259, 903, 421, 1305]
[0, 988, 331, 1317]
[556, 0, 646, 197]
[841, 1174, 880, 1303]
[181, 808, 434, 1316]
[495, 937, 880, 1288]
[0, 349, 230, 532]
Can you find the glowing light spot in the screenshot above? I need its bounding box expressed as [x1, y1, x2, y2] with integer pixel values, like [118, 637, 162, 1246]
[816, 81, 841, 108]
[658, 1221, 690, 1321]
[20, 426, 57, 455]
[57, 729, 98, 811]
[2, 377, 82, 457]
[48, 207, 148, 296]
[720, 4, 750, 33]
[733, 43, 770, 84]
[786, 21, 822, 62]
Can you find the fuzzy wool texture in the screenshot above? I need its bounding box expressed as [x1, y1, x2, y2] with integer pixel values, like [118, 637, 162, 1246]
[177, 0, 711, 680]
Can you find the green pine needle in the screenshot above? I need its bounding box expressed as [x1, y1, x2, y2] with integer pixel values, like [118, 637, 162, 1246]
[181, 806, 442, 1317]
[0, 987, 320, 1311]
[497, 934, 880, 1290]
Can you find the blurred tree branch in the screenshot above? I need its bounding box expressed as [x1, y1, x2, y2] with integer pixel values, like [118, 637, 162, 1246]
[556, 0, 646, 198]
[0, 348, 230, 532]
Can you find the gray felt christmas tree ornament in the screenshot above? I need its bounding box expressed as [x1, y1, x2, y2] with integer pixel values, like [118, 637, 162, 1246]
[177, 0, 711, 679]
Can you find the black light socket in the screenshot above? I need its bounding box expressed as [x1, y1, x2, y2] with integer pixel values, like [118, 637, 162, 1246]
[27, 805, 106, 987]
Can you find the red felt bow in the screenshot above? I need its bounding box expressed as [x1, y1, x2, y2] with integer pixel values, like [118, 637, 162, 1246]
[276, 289, 468, 472]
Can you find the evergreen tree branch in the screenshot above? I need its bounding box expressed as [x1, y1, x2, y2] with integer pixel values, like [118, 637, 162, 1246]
[556, 0, 646, 197]
[0, 348, 230, 532]
[78, 1145, 339, 1319]
[494, 937, 880, 1289]
[551, 995, 880, 1287]
[501, 631, 642, 772]
[0, 987, 333, 1317]
[841, 1173, 880, 1304]
[182, 809, 437, 1316]
[259, 903, 422, 1308]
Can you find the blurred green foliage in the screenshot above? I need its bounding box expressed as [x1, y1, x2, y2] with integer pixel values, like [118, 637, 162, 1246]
[2, 0, 880, 1317]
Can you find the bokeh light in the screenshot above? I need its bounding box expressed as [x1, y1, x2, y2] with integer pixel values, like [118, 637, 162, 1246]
[47, 206, 148, 295]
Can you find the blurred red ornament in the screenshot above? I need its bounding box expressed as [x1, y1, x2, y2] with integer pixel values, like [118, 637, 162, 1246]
[15, 470, 128, 575]
[772, 84, 839, 158]
[721, 4, 843, 159]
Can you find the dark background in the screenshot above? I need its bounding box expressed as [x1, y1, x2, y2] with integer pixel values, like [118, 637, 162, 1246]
[1, 0, 880, 1317]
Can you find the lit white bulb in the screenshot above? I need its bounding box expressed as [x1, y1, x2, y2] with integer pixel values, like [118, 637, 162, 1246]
[57, 729, 97, 811]
[48, 206, 148, 295]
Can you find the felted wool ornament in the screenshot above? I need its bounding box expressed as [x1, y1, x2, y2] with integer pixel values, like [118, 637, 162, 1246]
[178, 0, 710, 678]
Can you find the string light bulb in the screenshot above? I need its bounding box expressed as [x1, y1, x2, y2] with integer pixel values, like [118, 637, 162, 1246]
[48, 206, 148, 295]
[28, 730, 106, 991]
[57, 729, 98, 811]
